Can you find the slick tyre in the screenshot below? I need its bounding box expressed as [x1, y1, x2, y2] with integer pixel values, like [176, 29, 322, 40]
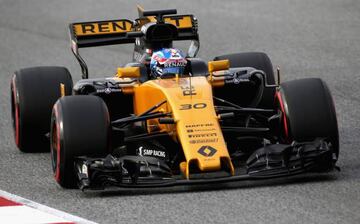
[51, 95, 110, 188]
[10, 67, 73, 152]
[276, 78, 339, 158]
[213, 52, 276, 108]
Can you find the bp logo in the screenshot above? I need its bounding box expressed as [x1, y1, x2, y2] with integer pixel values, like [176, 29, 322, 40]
[197, 145, 217, 157]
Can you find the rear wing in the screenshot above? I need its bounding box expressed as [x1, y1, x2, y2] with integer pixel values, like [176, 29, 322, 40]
[69, 15, 198, 47]
[69, 8, 199, 78]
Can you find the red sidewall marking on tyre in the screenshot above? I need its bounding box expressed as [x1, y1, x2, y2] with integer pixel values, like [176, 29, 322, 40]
[53, 105, 61, 183]
[276, 91, 289, 140]
[11, 75, 20, 147]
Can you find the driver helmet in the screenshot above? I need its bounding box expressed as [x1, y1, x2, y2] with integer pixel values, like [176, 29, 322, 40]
[150, 48, 187, 78]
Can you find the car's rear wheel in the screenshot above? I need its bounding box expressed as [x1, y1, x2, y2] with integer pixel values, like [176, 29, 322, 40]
[10, 67, 73, 152]
[213, 52, 276, 109]
[51, 95, 110, 188]
[276, 78, 339, 158]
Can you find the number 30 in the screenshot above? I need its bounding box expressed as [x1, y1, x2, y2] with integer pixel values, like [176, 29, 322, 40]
[180, 103, 207, 110]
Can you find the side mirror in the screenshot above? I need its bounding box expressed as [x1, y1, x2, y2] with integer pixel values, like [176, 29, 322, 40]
[208, 59, 230, 73]
[117, 67, 141, 78]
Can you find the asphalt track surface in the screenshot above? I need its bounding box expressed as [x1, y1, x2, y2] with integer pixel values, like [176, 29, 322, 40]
[0, 0, 359, 223]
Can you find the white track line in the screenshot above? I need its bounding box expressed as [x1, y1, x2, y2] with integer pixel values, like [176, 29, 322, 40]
[0, 189, 98, 224]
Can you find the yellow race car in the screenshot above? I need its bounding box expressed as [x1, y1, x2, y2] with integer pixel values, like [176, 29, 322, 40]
[10, 7, 339, 190]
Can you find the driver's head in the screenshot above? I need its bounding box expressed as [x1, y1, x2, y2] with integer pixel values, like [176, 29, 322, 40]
[150, 48, 187, 78]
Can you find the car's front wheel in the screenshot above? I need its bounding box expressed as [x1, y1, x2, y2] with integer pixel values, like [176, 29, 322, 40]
[276, 78, 339, 159]
[50, 95, 111, 188]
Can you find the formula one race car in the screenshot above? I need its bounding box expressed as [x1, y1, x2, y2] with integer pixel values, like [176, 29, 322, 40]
[10, 7, 339, 190]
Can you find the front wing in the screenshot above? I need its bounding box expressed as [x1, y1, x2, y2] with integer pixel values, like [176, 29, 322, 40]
[75, 139, 338, 190]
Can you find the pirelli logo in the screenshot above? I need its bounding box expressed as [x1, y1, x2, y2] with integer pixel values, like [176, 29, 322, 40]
[73, 20, 133, 36]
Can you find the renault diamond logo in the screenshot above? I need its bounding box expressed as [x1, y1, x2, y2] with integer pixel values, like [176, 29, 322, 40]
[197, 145, 217, 157]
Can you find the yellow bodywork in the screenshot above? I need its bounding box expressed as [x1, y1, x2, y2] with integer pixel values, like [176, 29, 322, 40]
[132, 76, 234, 179]
[117, 67, 141, 78]
[60, 83, 65, 97]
